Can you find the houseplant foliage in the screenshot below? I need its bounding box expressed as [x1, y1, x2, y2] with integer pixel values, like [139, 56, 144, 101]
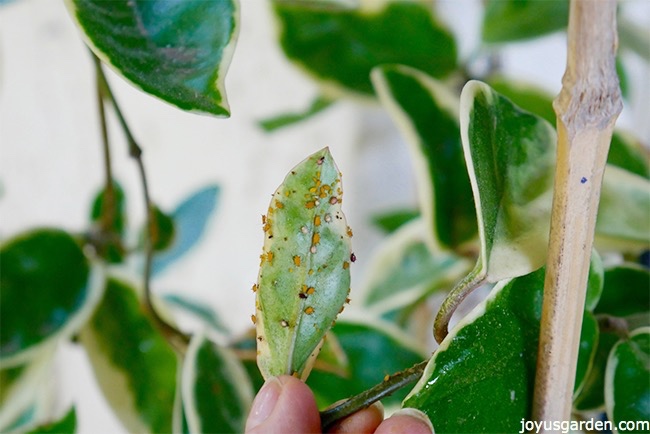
[0, 0, 648, 433]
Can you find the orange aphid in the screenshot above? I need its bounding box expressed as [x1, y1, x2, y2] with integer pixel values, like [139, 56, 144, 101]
[314, 215, 321, 226]
[275, 200, 284, 209]
[251, 314, 257, 324]
[343, 261, 350, 270]
[306, 287, 315, 295]
[293, 255, 301, 266]
[304, 306, 315, 315]
[306, 201, 316, 209]
[312, 232, 321, 245]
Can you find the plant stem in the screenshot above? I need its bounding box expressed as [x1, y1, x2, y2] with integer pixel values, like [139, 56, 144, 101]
[94, 56, 190, 353]
[94, 59, 115, 235]
[532, 0, 622, 427]
[319, 360, 428, 431]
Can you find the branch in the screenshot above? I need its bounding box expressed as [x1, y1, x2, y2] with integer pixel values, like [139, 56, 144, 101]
[533, 0, 622, 426]
[93, 56, 190, 353]
[319, 360, 428, 431]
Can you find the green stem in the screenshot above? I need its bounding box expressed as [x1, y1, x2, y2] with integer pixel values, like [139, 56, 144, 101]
[319, 360, 428, 431]
[93, 55, 190, 353]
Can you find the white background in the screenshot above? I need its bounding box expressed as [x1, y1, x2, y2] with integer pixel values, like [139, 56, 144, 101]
[1, 1, 648, 432]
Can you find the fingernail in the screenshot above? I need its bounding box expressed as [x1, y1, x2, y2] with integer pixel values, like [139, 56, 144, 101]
[391, 408, 434, 433]
[246, 377, 282, 430]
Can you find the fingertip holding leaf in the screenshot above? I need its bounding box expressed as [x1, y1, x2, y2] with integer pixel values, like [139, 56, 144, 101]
[64, 0, 240, 116]
[255, 147, 353, 381]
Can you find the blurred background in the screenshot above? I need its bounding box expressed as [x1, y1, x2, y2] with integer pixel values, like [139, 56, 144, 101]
[0, 1, 648, 432]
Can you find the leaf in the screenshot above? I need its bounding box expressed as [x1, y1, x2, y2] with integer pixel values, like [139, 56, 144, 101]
[64, 0, 239, 116]
[0, 347, 55, 432]
[597, 166, 650, 250]
[273, 0, 457, 97]
[404, 266, 598, 432]
[360, 219, 471, 313]
[573, 331, 620, 412]
[151, 205, 175, 252]
[372, 65, 476, 251]
[26, 407, 76, 434]
[371, 208, 420, 234]
[181, 332, 253, 434]
[482, 0, 569, 43]
[608, 131, 650, 179]
[79, 277, 177, 434]
[460, 80, 556, 283]
[163, 294, 231, 336]
[152, 185, 220, 275]
[90, 181, 127, 263]
[574, 311, 599, 396]
[255, 148, 352, 380]
[0, 229, 103, 366]
[258, 95, 335, 132]
[584, 251, 604, 312]
[306, 316, 426, 408]
[605, 328, 650, 426]
[595, 264, 650, 318]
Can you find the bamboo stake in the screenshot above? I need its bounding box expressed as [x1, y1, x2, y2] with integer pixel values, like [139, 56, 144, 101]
[533, 0, 622, 426]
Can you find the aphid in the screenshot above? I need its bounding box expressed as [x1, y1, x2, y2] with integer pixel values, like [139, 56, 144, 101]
[293, 255, 301, 266]
[310, 245, 317, 254]
[275, 200, 284, 209]
[306, 201, 316, 209]
[329, 196, 338, 205]
[280, 319, 289, 328]
[384, 374, 390, 382]
[343, 261, 350, 270]
[304, 306, 315, 315]
[347, 227, 353, 237]
[306, 287, 315, 295]
[251, 314, 257, 324]
[299, 292, 308, 299]
[324, 214, 332, 223]
[350, 253, 356, 262]
[314, 215, 321, 226]
[251, 284, 258, 292]
[317, 156, 325, 165]
[301, 226, 309, 234]
[312, 233, 320, 245]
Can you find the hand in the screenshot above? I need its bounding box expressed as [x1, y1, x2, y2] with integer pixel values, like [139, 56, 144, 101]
[245, 375, 434, 434]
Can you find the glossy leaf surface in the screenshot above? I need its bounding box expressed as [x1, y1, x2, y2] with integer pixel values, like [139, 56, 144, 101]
[573, 331, 620, 412]
[65, 0, 239, 116]
[372, 65, 476, 251]
[79, 278, 177, 434]
[307, 317, 425, 408]
[182, 332, 253, 434]
[273, 0, 456, 96]
[371, 208, 420, 234]
[153, 185, 220, 275]
[90, 181, 127, 263]
[460, 80, 555, 283]
[405, 266, 598, 432]
[595, 264, 650, 318]
[482, 0, 569, 43]
[255, 148, 352, 380]
[0, 229, 101, 366]
[605, 328, 650, 426]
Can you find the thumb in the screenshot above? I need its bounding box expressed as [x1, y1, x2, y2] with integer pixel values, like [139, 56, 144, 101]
[245, 375, 321, 434]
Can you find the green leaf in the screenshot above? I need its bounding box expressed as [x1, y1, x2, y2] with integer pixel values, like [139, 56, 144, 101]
[258, 95, 335, 132]
[307, 316, 426, 408]
[574, 311, 599, 396]
[0, 347, 55, 432]
[608, 132, 650, 179]
[90, 182, 127, 263]
[585, 251, 604, 312]
[79, 277, 177, 434]
[573, 331, 620, 412]
[273, 0, 457, 97]
[372, 65, 476, 251]
[64, 0, 239, 116]
[255, 148, 352, 380]
[605, 328, 650, 426]
[360, 219, 471, 313]
[151, 205, 175, 252]
[0, 229, 103, 366]
[597, 166, 650, 250]
[181, 332, 253, 434]
[163, 294, 231, 336]
[619, 16, 650, 62]
[594, 264, 650, 318]
[482, 0, 569, 43]
[460, 80, 556, 283]
[405, 269, 545, 432]
[404, 266, 598, 432]
[152, 185, 220, 275]
[26, 407, 76, 434]
[371, 208, 420, 234]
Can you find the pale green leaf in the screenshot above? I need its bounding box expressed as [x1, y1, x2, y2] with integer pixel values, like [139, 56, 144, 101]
[605, 328, 650, 427]
[482, 0, 569, 43]
[25, 407, 76, 434]
[273, 0, 457, 97]
[64, 0, 239, 116]
[372, 65, 476, 251]
[258, 95, 335, 132]
[0, 229, 103, 367]
[255, 148, 352, 380]
[460, 80, 556, 283]
[79, 277, 177, 434]
[182, 332, 253, 434]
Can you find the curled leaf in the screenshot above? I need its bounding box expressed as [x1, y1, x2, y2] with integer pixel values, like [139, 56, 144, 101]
[255, 148, 352, 380]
